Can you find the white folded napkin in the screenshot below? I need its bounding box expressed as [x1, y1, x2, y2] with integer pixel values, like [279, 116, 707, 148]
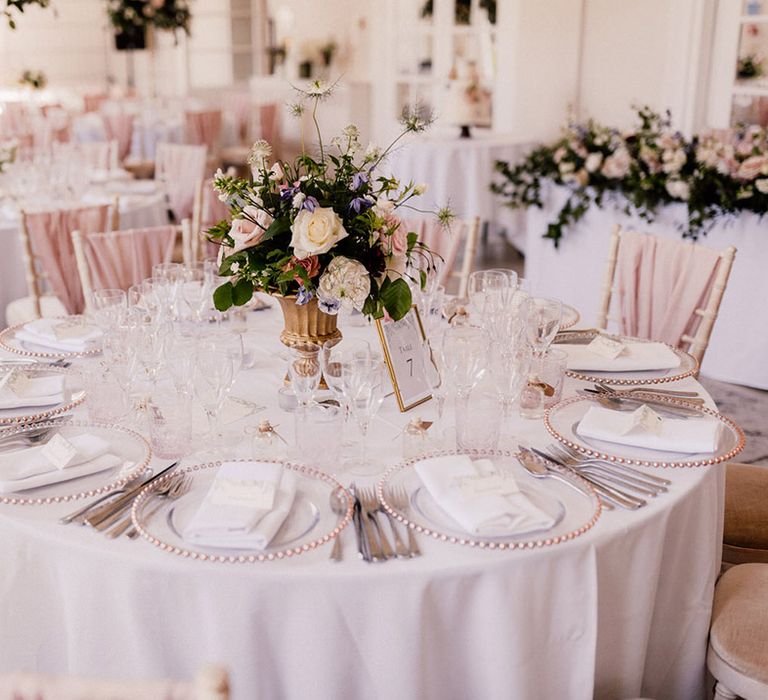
[414, 455, 555, 535]
[576, 404, 721, 454]
[0, 433, 120, 493]
[0, 374, 65, 410]
[16, 318, 102, 352]
[559, 341, 680, 372]
[183, 461, 297, 550]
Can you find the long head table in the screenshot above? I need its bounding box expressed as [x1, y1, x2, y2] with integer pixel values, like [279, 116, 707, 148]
[0, 305, 725, 700]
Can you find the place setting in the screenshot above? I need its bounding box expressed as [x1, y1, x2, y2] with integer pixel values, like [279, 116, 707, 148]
[0, 363, 85, 426]
[0, 315, 103, 359]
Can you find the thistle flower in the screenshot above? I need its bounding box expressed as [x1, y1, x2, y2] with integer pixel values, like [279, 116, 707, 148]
[399, 105, 434, 133]
[436, 206, 456, 227]
[288, 102, 306, 118]
[247, 140, 272, 169]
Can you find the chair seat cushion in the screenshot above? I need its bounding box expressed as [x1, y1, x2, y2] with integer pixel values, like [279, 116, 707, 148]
[710, 563, 768, 685]
[5, 295, 68, 327]
[724, 463, 768, 550]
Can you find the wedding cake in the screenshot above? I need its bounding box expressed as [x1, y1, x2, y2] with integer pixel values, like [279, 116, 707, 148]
[443, 58, 492, 131]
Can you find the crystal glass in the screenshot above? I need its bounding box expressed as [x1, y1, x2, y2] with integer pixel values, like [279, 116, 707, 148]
[424, 332, 448, 433]
[147, 390, 192, 459]
[455, 388, 503, 452]
[287, 343, 321, 407]
[180, 262, 212, 322]
[468, 269, 508, 318]
[342, 356, 386, 475]
[79, 359, 131, 424]
[526, 297, 563, 357]
[492, 341, 532, 419]
[441, 326, 487, 400]
[89, 288, 126, 331]
[529, 348, 568, 410]
[293, 403, 343, 470]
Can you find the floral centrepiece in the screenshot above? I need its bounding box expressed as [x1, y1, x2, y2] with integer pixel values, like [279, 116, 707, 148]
[492, 107, 768, 246]
[106, 0, 191, 41]
[209, 80, 450, 322]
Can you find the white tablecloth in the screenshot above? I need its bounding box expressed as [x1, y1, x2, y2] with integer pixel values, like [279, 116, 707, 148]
[387, 132, 532, 248]
[523, 185, 768, 389]
[0, 306, 725, 700]
[0, 187, 167, 316]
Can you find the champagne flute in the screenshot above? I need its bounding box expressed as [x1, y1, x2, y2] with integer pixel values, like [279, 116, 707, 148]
[526, 297, 563, 357]
[342, 356, 386, 476]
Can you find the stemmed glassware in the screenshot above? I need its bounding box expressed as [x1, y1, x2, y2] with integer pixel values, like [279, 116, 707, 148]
[180, 262, 212, 322]
[287, 343, 321, 408]
[342, 354, 386, 475]
[526, 297, 563, 357]
[89, 288, 127, 332]
[441, 326, 487, 402]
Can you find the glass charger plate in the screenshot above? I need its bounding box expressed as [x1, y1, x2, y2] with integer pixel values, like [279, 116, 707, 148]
[0, 317, 102, 360]
[554, 331, 698, 385]
[377, 449, 602, 551]
[560, 304, 581, 330]
[0, 365, 85, 426]
[131, 459, 354, 564]
[544, 395, 745, 468]
[0, 420, 151, 504]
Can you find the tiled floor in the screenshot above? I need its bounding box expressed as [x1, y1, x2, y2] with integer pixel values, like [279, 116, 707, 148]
[476, 233, 768, 466]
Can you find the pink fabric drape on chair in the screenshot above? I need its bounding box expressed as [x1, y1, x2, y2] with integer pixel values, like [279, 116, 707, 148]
[224, 92, 252, 142]
[24, 205, 111, 314]
[404, 218, 461, 287]
[614, 231, 722, 347]
[185, 110, 222, 153]
[80, 226, 177, 291]
[155, 143, 207, 222]
[103, 113, 134, 162]
[259, 104, 279, 150]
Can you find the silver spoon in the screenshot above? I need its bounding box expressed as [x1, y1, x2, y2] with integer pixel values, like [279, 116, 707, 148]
[329, 487, 345, 562]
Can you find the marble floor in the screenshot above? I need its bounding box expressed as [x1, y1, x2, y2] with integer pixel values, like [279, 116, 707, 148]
[475, 233, 768, 466]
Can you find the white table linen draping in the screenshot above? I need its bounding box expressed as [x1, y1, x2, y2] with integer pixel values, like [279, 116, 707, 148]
[523, 184, 768, 389]
[0, 188, 167, 316]
[0, 306, 725, 700]
[387, 132, 532, 248]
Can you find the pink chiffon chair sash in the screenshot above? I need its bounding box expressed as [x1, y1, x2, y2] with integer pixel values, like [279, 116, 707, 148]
[185, 110, 222, 153]
[79, 226, 177, 291]
[224, 92, 252, 142]
[0, 672, 196, 700]
[24, 205, 111, 314]
[614, 231, 722, 347]
[259, 104, 279, 149]
[156, 143, 207, 222]
[103, 113, 134, 162]
[403, 218, 460, 287]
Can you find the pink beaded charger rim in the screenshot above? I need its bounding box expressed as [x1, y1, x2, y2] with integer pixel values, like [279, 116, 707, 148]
[376, 448, 602, 551]
[0, 318, 102, 359]
[0, 419, 151, 505]
[0, 365, 86, 426]
[558, 331, 698, 385]
[560, 304, 581, 330]
[544, 394, 745, 468]
[131, 459, 354, 564]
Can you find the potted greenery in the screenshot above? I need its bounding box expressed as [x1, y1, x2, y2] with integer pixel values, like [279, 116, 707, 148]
[106, 0, 191, 51]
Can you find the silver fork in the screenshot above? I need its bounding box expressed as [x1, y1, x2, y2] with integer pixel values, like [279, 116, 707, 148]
[389, 486, 421, 557]
[372, 488, 410, 558]
[107, 475, 191, 540]
[359, 487, 395, 560]
[554, 443, 672, 486]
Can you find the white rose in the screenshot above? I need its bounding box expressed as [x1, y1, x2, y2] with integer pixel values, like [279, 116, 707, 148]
[756, 178, 768, 194]
[662, 148, 686, 174]
[318, 256, 371, 311]
[665, 179, 690, 200]
[584, 152, 603, 173]
[601, 148, 631, 179]
[290, 207, 348, 259]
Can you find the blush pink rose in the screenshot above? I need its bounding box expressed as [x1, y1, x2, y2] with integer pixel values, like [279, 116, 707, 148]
[229, 205, 273, 253]
[380, 214, 408, 256]
[737, 155, 768, 181]
[287, 255, 321, 283]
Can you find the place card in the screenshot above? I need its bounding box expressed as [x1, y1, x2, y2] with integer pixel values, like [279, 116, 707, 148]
[0, 368, 31, 396]
[622, 404, 664, 437]
[586, 334, 627, 360]
[375, 305, 432, 412]
[209, 478, 276, 509]
[41, 434, 79, 470]
[456, 473, 521, 499]
[53, 319, 96, 341]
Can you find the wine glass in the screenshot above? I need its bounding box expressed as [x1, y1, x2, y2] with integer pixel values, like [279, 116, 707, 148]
[424, 332, 448, 433]
[89, 288, 126, 331]
[287, 343, 321, 407]
[492, 341, 532, 435]
[526, 297, 563, 357]
[342, 356, 386, 476]
[441, 326, 487, 401]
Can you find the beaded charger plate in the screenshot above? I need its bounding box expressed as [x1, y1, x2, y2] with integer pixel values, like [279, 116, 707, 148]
[560, 304, 581, 330]
[0, 420, 150, 505]
[376, 449, 602, 551]
[544, 395, 745, 468]
[554, 331, 698, 385]
[0, 317, 102, 360]
[131, 459, 354, 564]
[0, 365, 85, 426]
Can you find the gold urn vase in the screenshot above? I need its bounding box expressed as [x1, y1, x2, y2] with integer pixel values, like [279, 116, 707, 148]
[274, 295, 342, 349]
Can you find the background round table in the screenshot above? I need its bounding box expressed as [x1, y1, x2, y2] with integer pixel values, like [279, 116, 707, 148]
[0, 307, 726, 700]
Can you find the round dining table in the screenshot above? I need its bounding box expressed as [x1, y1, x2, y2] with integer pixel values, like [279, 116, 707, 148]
[0, 305, 728, 700]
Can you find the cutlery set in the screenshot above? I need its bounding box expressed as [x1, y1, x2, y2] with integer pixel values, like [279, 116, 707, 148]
[343, 482, 419, 563]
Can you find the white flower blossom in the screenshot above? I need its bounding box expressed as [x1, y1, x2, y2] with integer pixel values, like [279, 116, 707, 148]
[318, 256, 371, 311]
[292, 192, 306, 209]
[665, 179, 690, 200]
[413, 183, 428, 196]
[584, 152, 603, 173]
[247, 140, 272, 169]
[756, 178, 768, 194]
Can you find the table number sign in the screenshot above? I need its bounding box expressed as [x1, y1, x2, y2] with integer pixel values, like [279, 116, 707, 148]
[375, 306, 432, 412]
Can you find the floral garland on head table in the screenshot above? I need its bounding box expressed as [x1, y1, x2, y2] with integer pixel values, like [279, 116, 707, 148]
[208, 79, 454, 321]
[492, 106, 768, 247]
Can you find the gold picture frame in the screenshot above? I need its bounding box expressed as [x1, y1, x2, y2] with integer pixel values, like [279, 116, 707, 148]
[375, 305, 433, 412]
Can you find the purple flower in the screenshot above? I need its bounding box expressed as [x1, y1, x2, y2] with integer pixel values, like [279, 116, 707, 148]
[348, 196, 373, 214]
[295, 284, 314, 306]
[280, 184, 299, 202]
[317, 294, 341, 315]
[302, 196, 320, 212]
[351, 171, 368, 190]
